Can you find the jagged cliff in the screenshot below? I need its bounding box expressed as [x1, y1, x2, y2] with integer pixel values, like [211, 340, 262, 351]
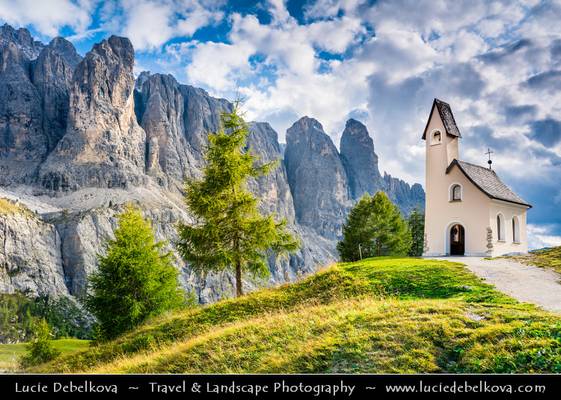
[39, 36, 147, 191]
[340, 118, 384, 199]
[0, 25, 423, 303]
[284, 117, 350, 239]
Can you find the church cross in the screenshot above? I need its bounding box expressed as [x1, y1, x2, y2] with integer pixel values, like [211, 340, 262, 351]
[485, 148, 494, 169]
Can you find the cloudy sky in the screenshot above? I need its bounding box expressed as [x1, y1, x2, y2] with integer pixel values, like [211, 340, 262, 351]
[1, 0, 560, 248]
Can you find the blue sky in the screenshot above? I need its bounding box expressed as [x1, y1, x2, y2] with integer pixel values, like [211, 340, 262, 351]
[1, 0, 560, 248]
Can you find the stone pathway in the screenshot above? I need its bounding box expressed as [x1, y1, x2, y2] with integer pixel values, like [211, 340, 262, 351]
[436, 257, 561, 313]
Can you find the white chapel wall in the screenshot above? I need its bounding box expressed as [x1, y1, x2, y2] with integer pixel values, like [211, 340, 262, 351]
[488, 200, 528, 255]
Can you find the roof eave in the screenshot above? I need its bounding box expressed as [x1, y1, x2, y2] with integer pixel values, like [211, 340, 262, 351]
[489, 197, 533, 209]
[446, 160, 532, 208]
[421, 98, 462, 140]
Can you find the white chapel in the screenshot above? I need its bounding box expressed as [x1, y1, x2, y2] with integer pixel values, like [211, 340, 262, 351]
[422, 99, 531, 257]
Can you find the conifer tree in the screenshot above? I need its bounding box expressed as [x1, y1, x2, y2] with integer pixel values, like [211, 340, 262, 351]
[337, 194, 377, 261]
[408, 208, 425, 256]
[86, 205, 183, 339]
[177, 104, 300, 297]
[337, 192, 411, 261]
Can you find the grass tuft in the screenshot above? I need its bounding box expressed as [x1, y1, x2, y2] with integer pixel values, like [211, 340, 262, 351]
[505, 246, 561, 275]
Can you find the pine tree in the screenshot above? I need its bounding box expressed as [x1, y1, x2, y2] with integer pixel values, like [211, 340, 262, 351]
[337, 194, 377, 261]
[369, 192, 412, 256]
[408, 208, 425, 256]
[86, 205, 184, 339]
[177, 104, 300, 297]
[337, 192, 411, 261]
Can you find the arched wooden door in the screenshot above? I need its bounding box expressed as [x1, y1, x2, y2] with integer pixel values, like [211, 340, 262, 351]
[450, 224, 465, 256]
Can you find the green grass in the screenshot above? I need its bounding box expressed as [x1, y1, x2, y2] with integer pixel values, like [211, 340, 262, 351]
[505, 246, 561, 275]
[30, 258, 561, 373]
[0, 339, 89, 372]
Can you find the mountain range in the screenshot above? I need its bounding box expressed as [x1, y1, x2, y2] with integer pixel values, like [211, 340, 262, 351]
[0, 24, 424, 302]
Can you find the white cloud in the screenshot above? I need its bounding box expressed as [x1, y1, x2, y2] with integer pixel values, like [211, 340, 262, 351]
[303, 0, 366, 20]
[527, 224, 561, 249]
[170, 6, 373, 140]
[0, 0, 94, 37]
[183, 40, 255, 91]
[119, 0, 223, 51]
[122, 1, 174, 50]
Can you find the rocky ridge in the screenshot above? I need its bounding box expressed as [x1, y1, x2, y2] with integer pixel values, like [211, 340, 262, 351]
[0, 25, 423, 303]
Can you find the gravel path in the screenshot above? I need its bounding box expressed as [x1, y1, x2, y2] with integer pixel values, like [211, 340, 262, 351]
[437, 257, 561, 313]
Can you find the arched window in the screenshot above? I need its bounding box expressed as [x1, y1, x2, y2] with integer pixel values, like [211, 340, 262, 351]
[450, 184, 462, 201]
[497, 214, 505, 241]
[431, 129, 442, 145]
[512, 216, 520, 243]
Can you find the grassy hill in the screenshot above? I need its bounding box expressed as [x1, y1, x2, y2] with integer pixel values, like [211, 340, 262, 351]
[0, 339, 89, 372]
[506, 246, 561, 275]
[32, 258, 561, 373]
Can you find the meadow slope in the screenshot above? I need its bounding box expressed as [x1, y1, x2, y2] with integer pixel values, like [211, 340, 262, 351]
[33, 258, 561, 373]
[505, 246, 561, 275]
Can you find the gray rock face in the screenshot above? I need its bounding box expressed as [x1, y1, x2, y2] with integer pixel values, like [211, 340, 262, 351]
[0, 24, 44, 59]
[383, 173, 425, 214]
[340, 118, 384, 199]
[0, 29, 81, 186]
[181, 85, 232, 164]
[134, 72, 194, 188]
[32, 37, 81, 152]
[39, 36, 147, 191]
[284, 117, 350, 239]
[0, 207, 68, 297]
[248, 122, 295, 221]
[133, 72, 231, 190]
[0, 31, 46, 184]
[284, 117, 424, 240]
[340, 118, 424, 213]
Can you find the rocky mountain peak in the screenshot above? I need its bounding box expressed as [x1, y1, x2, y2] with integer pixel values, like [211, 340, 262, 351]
[135, 70, 152, 89]
[95, 35, 134, 65]
[30, 36, 81, 153]
[0, 25, 47, 185]
[39, 34, 147, 191]
[0, 24, 44, 59]
[44, 36, 82, 68]
[340, 118, 383, 199]
[284, 116, 350, 239]
[288, 116, 324, 136]
[247, 121, 295, 221]
[77, 35, 135, 109]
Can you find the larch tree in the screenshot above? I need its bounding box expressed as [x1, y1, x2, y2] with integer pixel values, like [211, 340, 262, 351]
[176, 104, 300, 297]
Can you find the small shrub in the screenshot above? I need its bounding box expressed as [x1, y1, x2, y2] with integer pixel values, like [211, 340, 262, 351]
[20, 320, 60, 367]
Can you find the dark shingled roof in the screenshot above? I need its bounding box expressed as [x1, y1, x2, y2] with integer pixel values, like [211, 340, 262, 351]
[422, 98, 462, 139]
[447, 160, 532, 207]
